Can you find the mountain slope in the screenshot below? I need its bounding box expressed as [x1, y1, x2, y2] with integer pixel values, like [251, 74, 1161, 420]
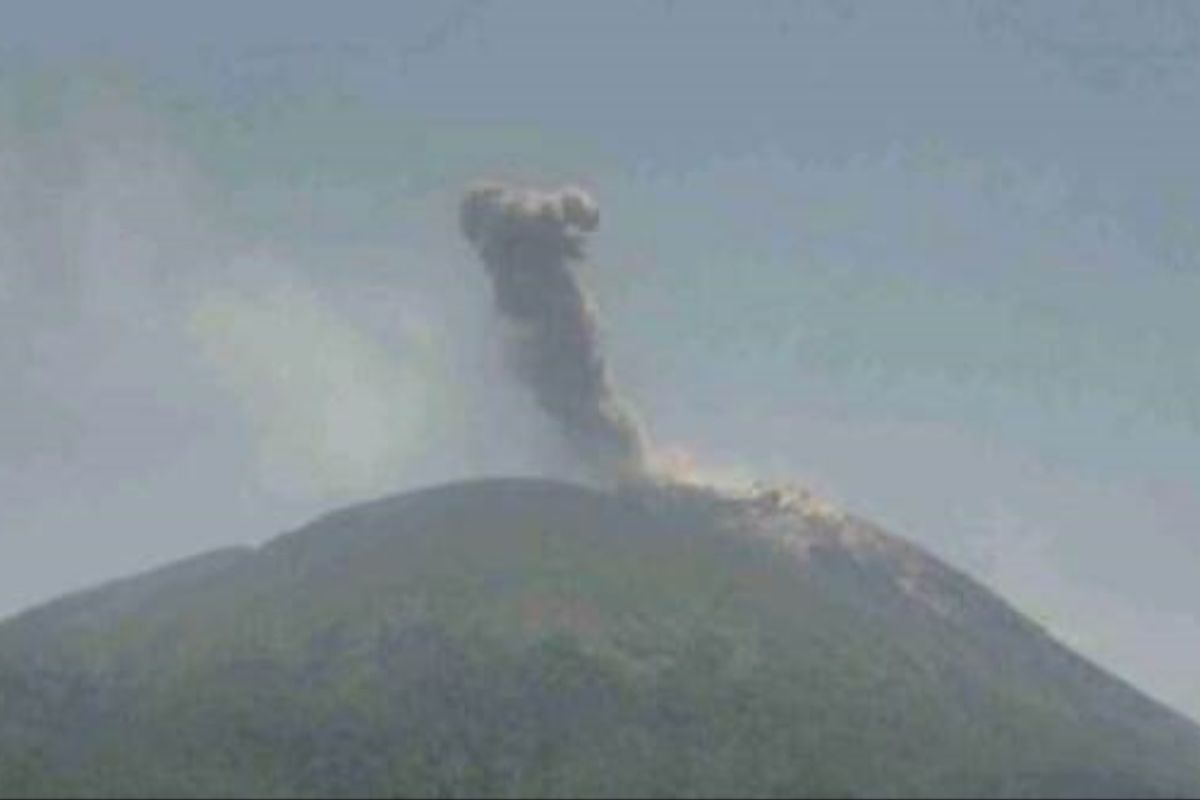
[1, 477, 1197, 798]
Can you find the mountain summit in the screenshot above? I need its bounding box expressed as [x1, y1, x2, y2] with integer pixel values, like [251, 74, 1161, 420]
[1, 477, 1198, 797]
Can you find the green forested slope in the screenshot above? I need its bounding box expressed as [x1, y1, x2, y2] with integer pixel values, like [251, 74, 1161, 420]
[1, 478, 1197, 798]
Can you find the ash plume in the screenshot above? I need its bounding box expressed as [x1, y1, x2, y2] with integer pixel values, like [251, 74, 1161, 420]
[457, 180, 839, 531]
[460, 182, 649, 484]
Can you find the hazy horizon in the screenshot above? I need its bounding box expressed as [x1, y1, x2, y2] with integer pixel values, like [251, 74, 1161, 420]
[1, 1, 1198, 723]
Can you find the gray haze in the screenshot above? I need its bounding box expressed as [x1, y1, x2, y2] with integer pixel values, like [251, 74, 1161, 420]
[0, 1, 1198, 723]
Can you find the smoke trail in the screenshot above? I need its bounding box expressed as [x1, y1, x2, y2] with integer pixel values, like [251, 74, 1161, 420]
[458, 180, 842, 541]
[460, 182, 649, 484]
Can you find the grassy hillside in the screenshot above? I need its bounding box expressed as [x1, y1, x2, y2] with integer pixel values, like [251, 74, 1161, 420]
[1, 478, 1197, 798]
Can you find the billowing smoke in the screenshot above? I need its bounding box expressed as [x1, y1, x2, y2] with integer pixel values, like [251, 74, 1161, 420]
[457, 180, 839, 534]
[460, 182, 649, 484]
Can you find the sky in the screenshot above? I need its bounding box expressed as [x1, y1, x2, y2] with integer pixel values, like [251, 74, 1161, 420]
[0, 1, 1198, 720]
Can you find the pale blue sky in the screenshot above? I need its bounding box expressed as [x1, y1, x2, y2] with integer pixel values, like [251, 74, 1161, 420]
[1, 1, 1197, 719]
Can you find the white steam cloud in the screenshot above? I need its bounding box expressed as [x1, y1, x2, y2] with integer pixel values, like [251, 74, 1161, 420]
[188, 274, 439, 500]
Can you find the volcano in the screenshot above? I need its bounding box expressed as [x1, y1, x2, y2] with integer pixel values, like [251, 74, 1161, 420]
[1, 477, 1197, 798]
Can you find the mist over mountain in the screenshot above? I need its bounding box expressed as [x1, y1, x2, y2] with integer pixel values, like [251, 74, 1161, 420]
[1, 477, 1198, 798]
[3, 6, 1200, 794]
[2, 163, 1198, 798]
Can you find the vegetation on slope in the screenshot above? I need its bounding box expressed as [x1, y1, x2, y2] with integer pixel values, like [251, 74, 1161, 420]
[1, 478, 1197, 798]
